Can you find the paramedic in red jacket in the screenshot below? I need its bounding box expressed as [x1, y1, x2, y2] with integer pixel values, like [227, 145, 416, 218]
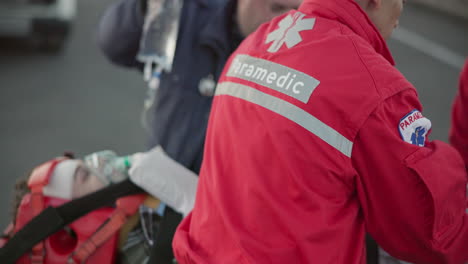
[173, 0, 468, 263]
[451, 59, 468, 164]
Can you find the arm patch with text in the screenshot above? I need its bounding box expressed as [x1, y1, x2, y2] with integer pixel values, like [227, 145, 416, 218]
[398, 110, 432, 147]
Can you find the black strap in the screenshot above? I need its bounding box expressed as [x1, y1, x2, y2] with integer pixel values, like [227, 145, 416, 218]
[0, 179, 143, 264]
[149, 207, 182, 264]
[366, 234, 379, 264]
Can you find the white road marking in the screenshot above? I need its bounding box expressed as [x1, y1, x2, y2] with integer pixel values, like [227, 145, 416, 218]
[392, 27, 465, 70]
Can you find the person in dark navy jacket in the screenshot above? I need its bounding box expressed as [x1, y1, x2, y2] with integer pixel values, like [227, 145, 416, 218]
[96, 0, 301, 262]
[98, 0, 301, 174]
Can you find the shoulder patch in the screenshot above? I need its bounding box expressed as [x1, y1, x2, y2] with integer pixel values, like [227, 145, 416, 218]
[398, 110, 431, 147]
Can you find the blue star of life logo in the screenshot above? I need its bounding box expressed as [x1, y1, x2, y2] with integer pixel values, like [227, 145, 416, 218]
[265, 12, 316, 53]
[410, 126, 426, 146]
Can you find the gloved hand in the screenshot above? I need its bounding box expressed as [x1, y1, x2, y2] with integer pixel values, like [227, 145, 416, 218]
[129, 146, 198, 217]
[84, 150, 132, 186]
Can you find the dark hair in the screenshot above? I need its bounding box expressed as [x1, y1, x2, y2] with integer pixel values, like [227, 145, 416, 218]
[11, 176, 31, 224]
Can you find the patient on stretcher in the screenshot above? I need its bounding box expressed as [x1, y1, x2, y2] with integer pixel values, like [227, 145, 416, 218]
[4, 153, 162, 264]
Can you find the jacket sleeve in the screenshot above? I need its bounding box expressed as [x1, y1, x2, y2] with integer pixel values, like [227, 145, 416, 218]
[97, 0, 145, 68]
[450, 59, 468, 165]
[352, 89, 468, 264]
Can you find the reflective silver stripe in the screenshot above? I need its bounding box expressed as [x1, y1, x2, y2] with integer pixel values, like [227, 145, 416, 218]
[216, 82, 353, 157]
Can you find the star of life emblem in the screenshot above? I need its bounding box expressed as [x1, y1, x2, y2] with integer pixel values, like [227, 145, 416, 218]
[265, 12, 316, 53]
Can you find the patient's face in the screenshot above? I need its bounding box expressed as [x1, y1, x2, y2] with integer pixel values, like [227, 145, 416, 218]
[72, 162, 105, 199]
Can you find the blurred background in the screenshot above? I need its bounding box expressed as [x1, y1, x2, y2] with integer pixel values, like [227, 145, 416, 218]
[0, 0, 467, 230]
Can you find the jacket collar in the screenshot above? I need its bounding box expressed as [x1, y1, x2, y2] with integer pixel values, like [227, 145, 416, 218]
[299, 0, 395, 65]
[199, 0, 242, 55]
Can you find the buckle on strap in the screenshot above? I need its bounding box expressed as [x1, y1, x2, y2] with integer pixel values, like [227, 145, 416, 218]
[29, 244, 46, 264]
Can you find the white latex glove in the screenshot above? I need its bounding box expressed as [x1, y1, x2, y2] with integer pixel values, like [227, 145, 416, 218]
[129, 146, 198, 217]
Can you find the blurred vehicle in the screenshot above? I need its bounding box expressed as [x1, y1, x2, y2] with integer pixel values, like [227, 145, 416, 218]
[0, 0, 76, 52]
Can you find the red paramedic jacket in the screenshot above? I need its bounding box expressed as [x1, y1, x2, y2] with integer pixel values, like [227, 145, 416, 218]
[173, 0, 468, 263]
[451, 59, 468, 164]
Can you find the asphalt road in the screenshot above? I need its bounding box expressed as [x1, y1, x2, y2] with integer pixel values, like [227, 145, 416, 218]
[0, 0, 145, 228]
[0, 1, 467, 231]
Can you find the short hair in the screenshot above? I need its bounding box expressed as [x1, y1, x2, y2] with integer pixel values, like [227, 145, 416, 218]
[11, 176, 30, 224]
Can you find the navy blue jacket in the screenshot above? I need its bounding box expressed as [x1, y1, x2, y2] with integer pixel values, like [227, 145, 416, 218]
[98, 0, 242, 174]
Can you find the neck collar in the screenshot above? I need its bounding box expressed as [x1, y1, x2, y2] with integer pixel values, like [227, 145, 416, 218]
[299, 0, 395, 65]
